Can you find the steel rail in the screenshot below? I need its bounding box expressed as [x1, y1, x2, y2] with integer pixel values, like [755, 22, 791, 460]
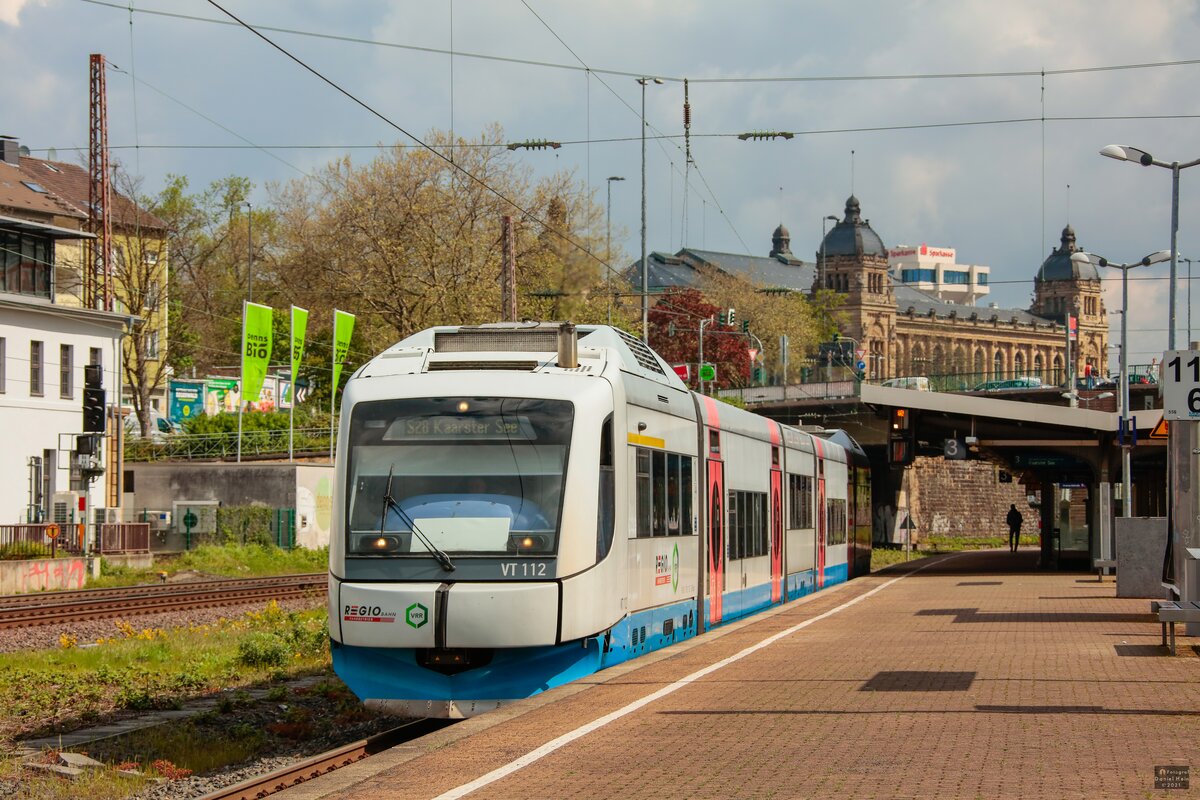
[0, 575, 327, 629]
[200, 718, 453, 800]
[0, 573, 326, 608]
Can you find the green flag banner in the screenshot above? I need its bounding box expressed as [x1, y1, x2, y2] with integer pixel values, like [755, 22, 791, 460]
[290, 305, 309, 390]
[332, 309, 356, 392]
[241, 301, 273, 406]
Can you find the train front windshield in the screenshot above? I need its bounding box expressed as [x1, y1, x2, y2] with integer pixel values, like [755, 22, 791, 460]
[346, 397, 573, 557]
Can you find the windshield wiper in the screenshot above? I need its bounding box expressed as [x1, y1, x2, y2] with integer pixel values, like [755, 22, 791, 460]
[379, 465, 455, 572]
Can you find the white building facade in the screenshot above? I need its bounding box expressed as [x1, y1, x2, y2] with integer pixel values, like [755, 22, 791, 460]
[888, 244, 991, 305]
[0, 293, 129, 525]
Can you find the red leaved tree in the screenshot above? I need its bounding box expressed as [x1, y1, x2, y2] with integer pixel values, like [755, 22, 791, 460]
[647, 288, 753, 390]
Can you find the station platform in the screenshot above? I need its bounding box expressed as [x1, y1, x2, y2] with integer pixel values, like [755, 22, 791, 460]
[293, 550, 1199, 799]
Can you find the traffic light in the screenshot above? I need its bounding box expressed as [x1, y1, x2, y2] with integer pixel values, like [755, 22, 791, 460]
[888, 407, 915, 466]
[82, 364, 105, 433]
[718, 311, 727, 325]
[832, 332, 840, 343]
[752, 365, 764, 384]
[727, 307, 736, 326]
[741, 319, 750, 333]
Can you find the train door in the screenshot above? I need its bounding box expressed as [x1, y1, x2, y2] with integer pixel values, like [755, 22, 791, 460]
[706, 431, 725, 626]
[770, 447, 783, 604]
[817, 467, 827, 589]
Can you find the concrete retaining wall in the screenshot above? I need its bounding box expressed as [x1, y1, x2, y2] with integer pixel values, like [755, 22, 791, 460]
[0, 557, 92, 594]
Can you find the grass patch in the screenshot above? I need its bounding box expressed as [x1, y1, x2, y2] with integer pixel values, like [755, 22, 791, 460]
[871, 547, 929, 571]
[0, 601, 330, 742]
[922, 534, 1039, 552]
[2, 757, 151, 800]
[89, 543, 329, 589]
[84, 719, 265, 775]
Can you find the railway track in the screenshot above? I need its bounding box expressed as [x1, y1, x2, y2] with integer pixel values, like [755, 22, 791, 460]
[0, 573, 327, 629]
[201, 718, 453, 800]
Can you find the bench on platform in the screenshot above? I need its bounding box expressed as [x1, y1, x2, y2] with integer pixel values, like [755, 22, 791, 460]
[1094, 559, 1117, 581]
[1152, 600, 1200, 655]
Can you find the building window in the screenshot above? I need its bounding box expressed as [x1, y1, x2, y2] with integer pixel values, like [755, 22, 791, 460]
[59, 344, 73, 399]
[89, 347, 102, 368]
[635, 447, 694, 539]
[944, 271, 970, 285]
[1, 231, 53, 299]
[901, 268, 936, 283]
[30, 340, 43, 396]
[145, 330, 160, 360]
[728, 489, 768, 560]
[976, 273, 988, 285]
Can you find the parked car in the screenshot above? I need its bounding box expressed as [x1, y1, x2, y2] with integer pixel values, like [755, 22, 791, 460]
[1076, 376, 1118, 390]
[880, 376, 931, 391]
[973, 376, 1044, 391]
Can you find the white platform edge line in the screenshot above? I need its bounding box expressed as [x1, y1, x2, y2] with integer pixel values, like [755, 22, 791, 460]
[433, 556, 952, 800]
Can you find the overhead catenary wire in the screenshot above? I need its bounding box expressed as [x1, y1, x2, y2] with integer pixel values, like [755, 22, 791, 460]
[200, 0, 625, 285]
[77, 0, 1200, 85]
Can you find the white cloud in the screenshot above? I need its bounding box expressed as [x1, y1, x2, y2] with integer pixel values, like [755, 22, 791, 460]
[0, 0, 42, 26]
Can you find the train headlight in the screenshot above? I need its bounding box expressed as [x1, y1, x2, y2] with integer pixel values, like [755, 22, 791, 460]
[510, 534, 549, 552]
[369, 535, 401, 552]
[457, 400, 470, 412]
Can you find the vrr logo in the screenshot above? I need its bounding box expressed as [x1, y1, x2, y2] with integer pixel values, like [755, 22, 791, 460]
[405, 602, 429, 629]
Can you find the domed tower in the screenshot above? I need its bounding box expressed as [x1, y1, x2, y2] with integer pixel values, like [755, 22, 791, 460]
[770, 223, 792, 258]
[814, 196, 896, 376]
[1032, 225, 1108, 377]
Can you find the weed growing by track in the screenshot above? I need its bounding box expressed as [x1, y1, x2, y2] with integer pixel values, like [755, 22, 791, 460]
[0, 601, 330, 741]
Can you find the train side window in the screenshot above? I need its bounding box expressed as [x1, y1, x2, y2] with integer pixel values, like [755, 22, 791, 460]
[637, 447, 695, 539]
[826, 498, 848, 545]
[708, 429, 719, 454]
[788, 474, 813, 529]
[636, 448, 652, 537]
[728, 489, 768, 560]
[771, 446, 780, 467]
[681, 455, 693, 535]
[597, 416, 615, 560]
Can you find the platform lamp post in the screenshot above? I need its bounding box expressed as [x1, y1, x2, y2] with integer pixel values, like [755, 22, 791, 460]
[638, 77, 664, 343]
[1182, 257, 1194, 342]
[819, 214, 839, 291]
[606, 176, 625, 325]
[242, 201, 252, 302]
[1099, 145, 1200, 350]
[1072, 249, 1170, 518]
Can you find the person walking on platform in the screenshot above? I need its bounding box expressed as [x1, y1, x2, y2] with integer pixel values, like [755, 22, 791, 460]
[1006, 504, 1023, 552]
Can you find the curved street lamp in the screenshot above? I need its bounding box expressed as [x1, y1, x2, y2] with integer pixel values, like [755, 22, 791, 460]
[1072, 248, 1170, 518]
[1100, 145, 1200, 349]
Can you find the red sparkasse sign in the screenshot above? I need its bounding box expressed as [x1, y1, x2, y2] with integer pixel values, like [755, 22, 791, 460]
[672, 363, 690, 381]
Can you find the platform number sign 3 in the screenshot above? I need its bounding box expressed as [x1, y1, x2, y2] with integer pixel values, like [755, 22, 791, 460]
[1162, 350, 1200, 420]
[943, 438, 967, 460]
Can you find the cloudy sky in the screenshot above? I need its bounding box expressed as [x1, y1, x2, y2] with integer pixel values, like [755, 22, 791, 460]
[4, 0, 1200, 368]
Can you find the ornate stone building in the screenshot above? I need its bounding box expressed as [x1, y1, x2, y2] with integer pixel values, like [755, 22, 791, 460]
[817, 196, 1107, 384]
[631, 194, 1107, 385]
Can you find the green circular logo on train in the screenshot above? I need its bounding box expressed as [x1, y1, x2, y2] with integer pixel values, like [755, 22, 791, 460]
[405, 602, 429, 629]
[672, 543, 679, 592]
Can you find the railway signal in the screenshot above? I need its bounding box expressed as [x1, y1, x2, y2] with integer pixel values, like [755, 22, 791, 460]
[82, 363, 105, 433]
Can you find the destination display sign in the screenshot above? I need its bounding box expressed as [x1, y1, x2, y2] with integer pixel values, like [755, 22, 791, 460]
[387, 415, 534, 440]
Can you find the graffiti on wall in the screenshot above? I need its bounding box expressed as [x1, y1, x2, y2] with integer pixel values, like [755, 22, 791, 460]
[18, 558, 86, 593]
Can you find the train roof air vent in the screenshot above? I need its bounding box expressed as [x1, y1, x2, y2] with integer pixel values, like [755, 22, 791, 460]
[427, 360, 539, 372]
[614, 329, 667, 376]
[434, 327, 558, 353]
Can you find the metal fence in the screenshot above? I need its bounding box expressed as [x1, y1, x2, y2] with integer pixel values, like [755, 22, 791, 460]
[125, 427, 333, 462]
[96, 523, 151, 554]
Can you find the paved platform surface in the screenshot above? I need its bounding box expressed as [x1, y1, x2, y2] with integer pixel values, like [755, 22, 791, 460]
[292, 550, 1200, 799]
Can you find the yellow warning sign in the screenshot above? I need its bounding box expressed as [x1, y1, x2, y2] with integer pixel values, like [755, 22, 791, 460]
[1149, 418, 1169, 439]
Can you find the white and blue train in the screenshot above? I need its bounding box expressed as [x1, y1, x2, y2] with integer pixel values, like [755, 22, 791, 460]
[329, 323, 872, 718]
